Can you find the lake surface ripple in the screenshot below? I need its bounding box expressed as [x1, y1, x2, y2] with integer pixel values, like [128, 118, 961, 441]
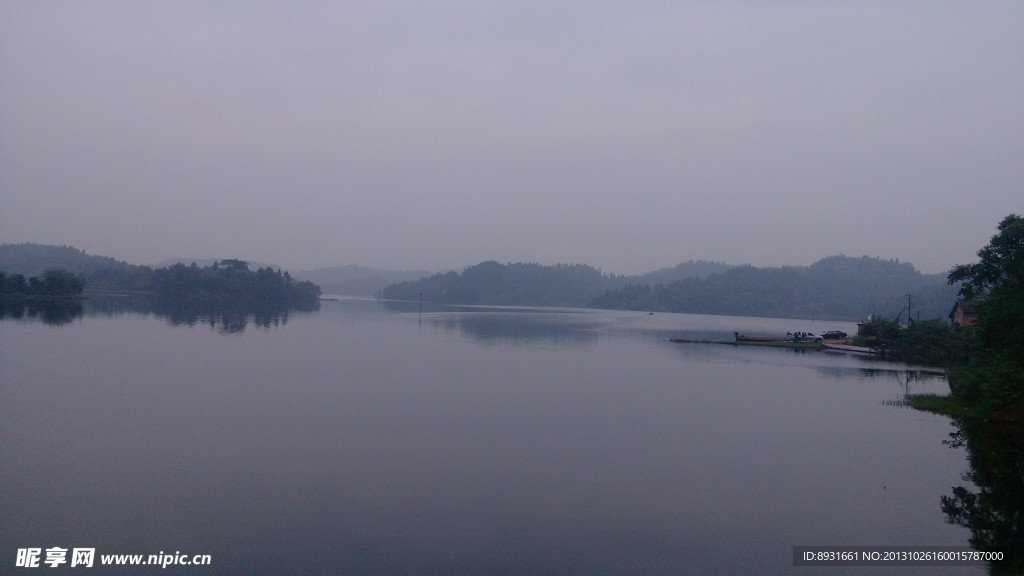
[0, 298, 986, 574]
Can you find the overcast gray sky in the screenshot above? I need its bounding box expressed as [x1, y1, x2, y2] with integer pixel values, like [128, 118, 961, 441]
[1, 1, 1021, 275]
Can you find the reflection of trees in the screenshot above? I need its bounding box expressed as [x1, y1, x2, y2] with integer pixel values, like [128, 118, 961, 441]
[0, 298, 83, 325]
[941, 420, 1023, 575]
[79, 294, 317, 334]
[151, 298, 317, 334]
[864, 370, 947, 408]
[809, 366, 945, 384]
[857, 368, 944, 382]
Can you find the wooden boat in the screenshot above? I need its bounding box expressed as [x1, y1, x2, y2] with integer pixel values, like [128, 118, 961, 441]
[734, 332, 822, 343]
[732, 333, 824, 349]
[734, 332, 788, 343]
[823, 342, 885, 355]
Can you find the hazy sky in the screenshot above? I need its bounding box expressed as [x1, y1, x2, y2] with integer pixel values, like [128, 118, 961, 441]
[2, 1, 1021, 275]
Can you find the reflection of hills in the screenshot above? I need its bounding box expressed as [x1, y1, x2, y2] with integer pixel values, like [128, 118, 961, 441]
[81, 294, 318, 334]
[430, 312, 601, 347]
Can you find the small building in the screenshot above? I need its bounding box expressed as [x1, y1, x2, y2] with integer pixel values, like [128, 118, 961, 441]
[948, 299, 979, 327]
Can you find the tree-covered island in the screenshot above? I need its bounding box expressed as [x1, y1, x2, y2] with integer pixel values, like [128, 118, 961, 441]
[150, 259, 321, 307]
[0, 248, 322, 310]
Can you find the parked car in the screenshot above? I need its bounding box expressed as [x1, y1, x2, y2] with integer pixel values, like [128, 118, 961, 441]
[822, 330, 848, 340]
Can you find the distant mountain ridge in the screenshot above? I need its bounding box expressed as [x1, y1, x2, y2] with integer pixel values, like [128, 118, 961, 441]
[0, 244, 429, 296]
[293, 264, 433, 296]
[630, 260, 735, 286]
[591, 255, 958, 321]
[1, 244, 961, 320]
[0, 243, 135, 277]
[381, 261, 616, 307]
[0, 243, 153, 291]
[381, 260, 738, 307]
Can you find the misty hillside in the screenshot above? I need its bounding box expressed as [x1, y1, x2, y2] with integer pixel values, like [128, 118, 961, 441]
[0, 243, 154, 291]
[1, 243, 130, 276]
[0, 243, 304, 295]
[629, 260, 735, 286]
[590, 255, 959, 321]
[294, 265, 433, 296]
[381, 261, 620, 307]
[380, 259, 738, 307]
[2, 244, 962, 320]
[153, 257, 222, 269]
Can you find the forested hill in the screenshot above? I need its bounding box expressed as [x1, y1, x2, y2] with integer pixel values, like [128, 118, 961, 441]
[381, 260, 738, 307]
[381, 261, 620, 307]
[293, 264, 432, 296]
[1, 243, 128, 276]
[4, 245, 961, 320]
[0, 243, 152, 291]
[0, 243, 321, 306]
[630, 260, 735, 286]
[589, 255, 959, 321]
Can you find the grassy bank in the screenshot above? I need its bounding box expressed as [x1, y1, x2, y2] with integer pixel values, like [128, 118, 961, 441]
[907, 393, 990, 420]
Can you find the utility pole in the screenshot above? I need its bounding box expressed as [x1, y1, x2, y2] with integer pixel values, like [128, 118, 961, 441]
[906, 294, 913, 326]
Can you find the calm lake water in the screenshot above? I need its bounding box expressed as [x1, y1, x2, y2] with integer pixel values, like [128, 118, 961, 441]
[1, 297, 983, 574]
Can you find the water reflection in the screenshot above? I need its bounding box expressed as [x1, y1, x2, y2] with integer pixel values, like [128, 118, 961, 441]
[151, 301, 302, 334]
[428, 312, 601, 347]
[808, 365, 943, 382]
[1, 293, 320, 334]
[78, 292, 153, 317]
[381, 300, 603, 347]
[0, 298, 83, 325]
[0, 299, 987, 574]
[876, 370, 947, 408]
[941, 420, 1024, 575]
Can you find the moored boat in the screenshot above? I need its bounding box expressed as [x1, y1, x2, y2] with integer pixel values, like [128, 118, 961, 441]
[734, 332, 789, 342]
[734, 331, 821, 343]
[823, 342, 885, 355]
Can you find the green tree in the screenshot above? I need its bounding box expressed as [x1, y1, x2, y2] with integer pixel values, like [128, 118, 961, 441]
[948, 215, 1024, 301]
[947, 214, 1024, 409]
[39, 268, 86, 296]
